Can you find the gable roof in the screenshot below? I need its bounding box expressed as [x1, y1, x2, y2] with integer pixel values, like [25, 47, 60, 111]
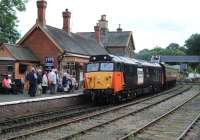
[2, 43, 39, 62]
[43, 25, 108, 56]
[78, 31, 135, 50]
[18, 24, 108, 56]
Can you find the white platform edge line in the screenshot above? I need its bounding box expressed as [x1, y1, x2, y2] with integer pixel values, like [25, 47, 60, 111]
[0, 93, 83, 106]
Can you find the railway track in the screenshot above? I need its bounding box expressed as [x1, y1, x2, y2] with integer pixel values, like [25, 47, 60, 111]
[0, 86, 181, 136]
[5, 85, 191, 140]
[119, 90, 200, 140]
[176, 112, 200, 140]
[0, 103, 111, 134]
[0, 86, 182, 139]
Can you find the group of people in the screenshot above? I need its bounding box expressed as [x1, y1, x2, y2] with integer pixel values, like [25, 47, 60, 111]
[26, 68, 78, 97]
[1, 67, 78, 97]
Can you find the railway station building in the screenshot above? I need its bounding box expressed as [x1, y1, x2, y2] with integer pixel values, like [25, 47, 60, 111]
[15, 0, 107, 83]
[79, 15, 136, 58]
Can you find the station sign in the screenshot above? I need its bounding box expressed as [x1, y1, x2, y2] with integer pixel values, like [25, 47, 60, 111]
[44, 57, 54, 70]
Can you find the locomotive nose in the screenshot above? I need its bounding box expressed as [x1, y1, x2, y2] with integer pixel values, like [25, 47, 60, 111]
[85, 72, 113, 89]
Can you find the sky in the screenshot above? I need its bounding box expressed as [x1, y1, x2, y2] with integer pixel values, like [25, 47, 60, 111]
[17, 0, 200, 52]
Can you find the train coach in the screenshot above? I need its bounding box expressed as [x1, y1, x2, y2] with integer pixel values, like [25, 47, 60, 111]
[83, 54, 178, 104]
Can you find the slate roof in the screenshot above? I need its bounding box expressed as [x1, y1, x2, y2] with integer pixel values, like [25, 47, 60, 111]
[43, 25, 108, 56]
[3, 43, 39, 62]
[78, 31, 134, 48]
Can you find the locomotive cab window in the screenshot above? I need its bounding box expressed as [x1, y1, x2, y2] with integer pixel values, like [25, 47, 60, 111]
[100, 63, 114, 71]
[86, 63, 99, 72]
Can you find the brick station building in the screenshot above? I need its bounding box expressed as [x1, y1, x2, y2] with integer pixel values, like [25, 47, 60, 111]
[16, 0, 107, 83]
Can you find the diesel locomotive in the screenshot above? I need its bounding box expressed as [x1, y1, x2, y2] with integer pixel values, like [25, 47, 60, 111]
[84, 54, 179, 104]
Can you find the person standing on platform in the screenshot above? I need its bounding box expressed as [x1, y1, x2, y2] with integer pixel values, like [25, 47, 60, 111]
[21, 76, 25, 94]
[71, 76, 76, 92]
[62, 72, 69, 92]
[26, 68, 37, 97]
[42, 71, 48, 94]
[36, 68, 42, 95]
[54, 69, 59, 92]
[48, 69, 57, 94]
[2, 75, 12, 94]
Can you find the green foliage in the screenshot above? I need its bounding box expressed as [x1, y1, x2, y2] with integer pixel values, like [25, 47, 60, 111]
[167, 43, 179, 50]
[185, 33, 200, 55]
[0, 0, 27, 44]
[184, 34, 200, 72]
[135, 43, 186, 61]
[135, 49, 152, 61]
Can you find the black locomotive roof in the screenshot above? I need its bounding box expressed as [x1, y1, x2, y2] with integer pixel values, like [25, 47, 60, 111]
[89, 54, 161, 68]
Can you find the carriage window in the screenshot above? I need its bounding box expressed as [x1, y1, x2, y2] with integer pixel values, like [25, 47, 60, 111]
[86, 63, 99, 72]
[100, 63, 114, 71]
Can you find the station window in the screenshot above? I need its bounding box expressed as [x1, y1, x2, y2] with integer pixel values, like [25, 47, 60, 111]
[19, 64, 28, 74]
[7, 65, 13, 72]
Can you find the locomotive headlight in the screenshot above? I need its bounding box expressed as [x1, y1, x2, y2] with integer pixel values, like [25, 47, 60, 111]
[107, 84, 111, 88]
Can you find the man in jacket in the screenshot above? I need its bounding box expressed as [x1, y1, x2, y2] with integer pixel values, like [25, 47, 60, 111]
[26, 68, 37, 97]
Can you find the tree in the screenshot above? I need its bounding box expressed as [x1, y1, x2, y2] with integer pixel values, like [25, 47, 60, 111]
[185, 33, 200, 55]
[151, 47, 165, 55]
[135, 44, 186, 61]
[166, 43, 179, 50]
[135, 49, 152, 61]
[0, 0, 27, 44]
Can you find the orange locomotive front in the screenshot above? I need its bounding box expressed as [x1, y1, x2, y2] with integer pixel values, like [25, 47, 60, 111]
[84, 71, 124, 93]
[84, 56, 125, 103]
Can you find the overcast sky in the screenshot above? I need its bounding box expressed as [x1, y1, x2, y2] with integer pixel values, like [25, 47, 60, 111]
[17, 0, 200, 52]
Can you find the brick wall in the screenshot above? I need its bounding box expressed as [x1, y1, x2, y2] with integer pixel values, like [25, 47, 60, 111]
[106, 47, 125, 56]
[20, 28, 61, 68]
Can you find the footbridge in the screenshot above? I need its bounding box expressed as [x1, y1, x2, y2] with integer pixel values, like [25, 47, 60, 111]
[151, 56, 200, 63]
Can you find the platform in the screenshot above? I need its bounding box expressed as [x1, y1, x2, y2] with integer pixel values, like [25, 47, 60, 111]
[0, 90, 88, 121]
[0, 90, 83, 105]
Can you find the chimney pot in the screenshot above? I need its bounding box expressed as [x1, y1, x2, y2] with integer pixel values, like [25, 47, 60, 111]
[36, 0, 47, 26]
[117, 24, 122, 32]
[62, 9, 71, 32]
[94, 23, 101, 43]
[98, 14, 108, 32]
